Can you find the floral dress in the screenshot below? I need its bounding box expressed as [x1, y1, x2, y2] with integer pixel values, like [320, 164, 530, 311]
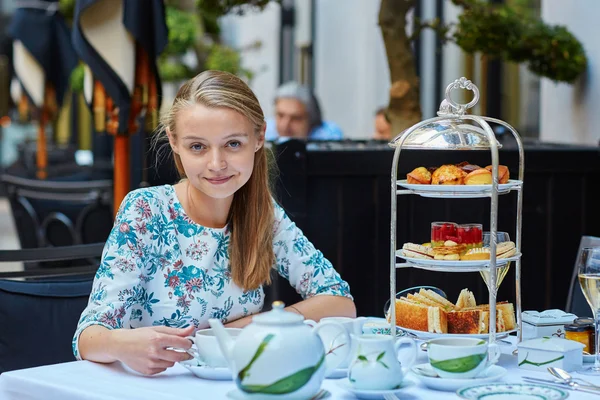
[73, 185, 352, 359]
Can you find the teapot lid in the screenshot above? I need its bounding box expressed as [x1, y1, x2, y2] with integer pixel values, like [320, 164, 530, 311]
[253, 301, 304, 325]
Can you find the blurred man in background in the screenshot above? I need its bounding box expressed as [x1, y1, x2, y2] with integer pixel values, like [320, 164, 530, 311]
[265, 82, 343, 140]
[373, 107, 392, 141]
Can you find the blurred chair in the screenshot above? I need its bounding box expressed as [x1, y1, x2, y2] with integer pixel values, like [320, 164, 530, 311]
[565, 236, 600, 317]
[0, 174, 112, 271]
[0, 243, 103, 374]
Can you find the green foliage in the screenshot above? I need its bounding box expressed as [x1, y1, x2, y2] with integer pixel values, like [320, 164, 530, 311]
[70, 64, 85, 93]
[196, 0, 276, 16]
[158, 59, 195, 82]
[59, 0, 75, 20]
[206, 44, 254, 81]
[451, 0, 586, 83]
[164, 6, 199, 56]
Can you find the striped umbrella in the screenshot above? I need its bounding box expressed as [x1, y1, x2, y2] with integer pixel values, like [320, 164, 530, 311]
[8, 0, 78, 179]
[72, 0, 167, 215]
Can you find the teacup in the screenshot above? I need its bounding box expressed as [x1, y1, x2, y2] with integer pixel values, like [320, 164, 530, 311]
[362, 318, 403, 336]
[427, 338, 500, 379]
[186, 328, 242, 368]
[347, 334, 417, 390]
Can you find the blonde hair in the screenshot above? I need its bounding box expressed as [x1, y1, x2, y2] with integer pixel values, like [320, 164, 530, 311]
[155, 70, 276, 291]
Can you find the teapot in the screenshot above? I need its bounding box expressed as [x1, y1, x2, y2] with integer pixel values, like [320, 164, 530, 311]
[209, 301, 351, 399]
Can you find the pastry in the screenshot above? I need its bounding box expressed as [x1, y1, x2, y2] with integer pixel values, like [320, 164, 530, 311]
[460, 241, 516, 260]
[406, 167, 432, 184]
[485, 165, 510, 184]
[431, 165, 467, 185]
[464, 168, 492, 185]
[497, 241, 517, 258]
[402, 243, 434, 259]
[461, 247, 490, 260]
[456, 161, 482, 174]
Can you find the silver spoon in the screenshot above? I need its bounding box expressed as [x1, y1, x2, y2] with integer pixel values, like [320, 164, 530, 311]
[548, 367, 600, 388]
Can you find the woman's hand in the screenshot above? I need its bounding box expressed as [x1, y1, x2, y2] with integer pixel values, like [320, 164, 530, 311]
[111, 325, 195, 375]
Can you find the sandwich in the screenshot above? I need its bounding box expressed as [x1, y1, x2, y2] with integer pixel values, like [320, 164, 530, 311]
[446, 309, 484, 334]
[393, 298, 447, 333]
[455, 288, 477, 310]
[418, 288, 456, 312]
[392, 292, 450, 333]
[462, 302, 516, 331]
[402, 243, 435, 260]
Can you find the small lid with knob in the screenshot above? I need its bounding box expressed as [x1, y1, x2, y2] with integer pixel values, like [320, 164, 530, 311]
[252, 301, 305, 325]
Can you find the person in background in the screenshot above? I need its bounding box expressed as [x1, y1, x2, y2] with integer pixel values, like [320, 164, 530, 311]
[265, 81, 343, 141]
[73, 71, 355, 376]
[373, 107, 392, 141]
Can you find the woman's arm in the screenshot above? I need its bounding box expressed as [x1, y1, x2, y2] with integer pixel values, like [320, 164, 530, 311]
[225, 295, 356, 328]
[79, 325, 194, 375]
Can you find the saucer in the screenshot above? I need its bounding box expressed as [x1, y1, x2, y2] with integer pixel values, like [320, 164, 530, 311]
[226, 389, 331, 400]
[456, 383, 569, 400]
[179, 361, 232, 380]
[410, 363, 507, 391]
[335, 377, 414, 399]
[325, 367, 347, 379]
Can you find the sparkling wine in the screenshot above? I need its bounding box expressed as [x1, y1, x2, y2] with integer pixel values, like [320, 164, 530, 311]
[480, 262, 511, 290]
[579, 274, 600, 313]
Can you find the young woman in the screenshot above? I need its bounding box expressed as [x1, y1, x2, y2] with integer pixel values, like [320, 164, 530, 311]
[74, 71, 356, 375]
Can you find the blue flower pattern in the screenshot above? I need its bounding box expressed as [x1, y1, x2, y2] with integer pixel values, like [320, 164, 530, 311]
[73, 185, 352, 359]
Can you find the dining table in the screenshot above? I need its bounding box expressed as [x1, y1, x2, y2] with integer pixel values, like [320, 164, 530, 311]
[1, 336, 600, 399]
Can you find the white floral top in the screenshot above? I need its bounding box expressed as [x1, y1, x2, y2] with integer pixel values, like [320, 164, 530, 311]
[73, 185, 352, 359]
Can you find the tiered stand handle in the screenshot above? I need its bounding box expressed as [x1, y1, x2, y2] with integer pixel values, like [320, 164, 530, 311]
[389, 77, 525, 346]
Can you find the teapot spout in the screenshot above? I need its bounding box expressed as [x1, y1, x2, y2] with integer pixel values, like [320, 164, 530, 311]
[208, 318, 235, 368]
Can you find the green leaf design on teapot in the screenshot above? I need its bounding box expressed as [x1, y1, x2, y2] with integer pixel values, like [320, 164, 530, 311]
[236, 334, 326, 395]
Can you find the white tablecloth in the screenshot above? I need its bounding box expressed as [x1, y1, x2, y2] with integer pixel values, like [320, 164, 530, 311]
[2, 339, 600, 399]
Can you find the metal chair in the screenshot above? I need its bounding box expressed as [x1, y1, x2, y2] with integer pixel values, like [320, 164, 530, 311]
[1, 173, 113, 249]
[0, 243, 103, 374]
[565, 236, 600, 317]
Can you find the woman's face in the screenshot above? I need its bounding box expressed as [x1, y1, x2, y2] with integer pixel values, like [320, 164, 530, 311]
[168, 104, 265, 201]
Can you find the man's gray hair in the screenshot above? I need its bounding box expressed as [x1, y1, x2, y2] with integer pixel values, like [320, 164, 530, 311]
[274, 81, 322, 130]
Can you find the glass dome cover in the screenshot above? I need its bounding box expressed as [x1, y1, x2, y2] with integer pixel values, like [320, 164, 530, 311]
[390, 77, 502, 150]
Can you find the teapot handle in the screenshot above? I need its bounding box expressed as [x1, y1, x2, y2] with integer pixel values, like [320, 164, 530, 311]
[393, 338, 417, 369]
[313, 322, 351, 376]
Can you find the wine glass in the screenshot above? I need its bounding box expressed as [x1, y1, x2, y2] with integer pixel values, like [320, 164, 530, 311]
[479, 232, 511, 290]
[577, 247, 600, 375]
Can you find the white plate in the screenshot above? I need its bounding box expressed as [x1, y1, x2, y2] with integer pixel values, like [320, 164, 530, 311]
[335, 378, 414, 399]
[399, 326, 516, 340]
[456, 383, 569, 399]
[396, 250, 521, 272]
[396, 179, 522, 198]
[411, 363, 507, 391]
[179, 361, 232, 380]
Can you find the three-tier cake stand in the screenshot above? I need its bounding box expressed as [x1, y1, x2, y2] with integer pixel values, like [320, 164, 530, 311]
[389, 77, 525, 345]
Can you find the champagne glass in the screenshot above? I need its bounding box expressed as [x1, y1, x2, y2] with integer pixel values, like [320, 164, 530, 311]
[577, 247, 600, 375]
[479, 232, 510, 290]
